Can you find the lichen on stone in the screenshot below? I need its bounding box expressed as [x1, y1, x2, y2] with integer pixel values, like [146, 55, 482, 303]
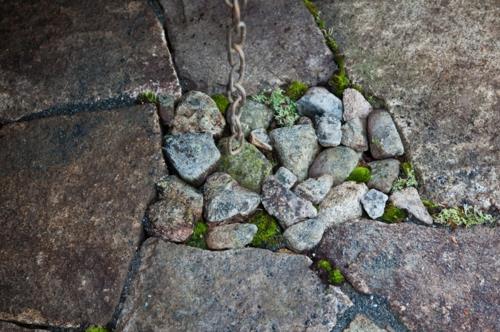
[249, 210, 284, 251]
[435, 205, 495, 228]
[211, 94, 230, 114]
[380, 203, 407, 223]
[252, 88, 299, 127]
[316, 259, 345, 285]
[392, 162, 418, 191]
[346, 166, 371, 183]
[185, 221, 209, 249]
[286, 81, 309, 101]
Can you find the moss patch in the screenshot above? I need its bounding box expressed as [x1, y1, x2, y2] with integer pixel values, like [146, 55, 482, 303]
[285, 81, 308, 101]
[380, 203, 407, 223]
[346, 166, 371, 183]
[186, 221, 208, 249]
[211, 94, 230, 114]
[137, 90, 158, 104]
[85, 326, 108, 332]
[422, 199, 441, 216]
[249, 211, 284, 250]
[316, 259, 345, 286]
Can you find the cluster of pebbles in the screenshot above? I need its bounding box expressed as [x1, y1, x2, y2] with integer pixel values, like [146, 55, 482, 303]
[149, 87, 433, 252]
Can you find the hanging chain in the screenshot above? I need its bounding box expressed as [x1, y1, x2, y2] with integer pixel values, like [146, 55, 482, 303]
[225, 0, 247, 155]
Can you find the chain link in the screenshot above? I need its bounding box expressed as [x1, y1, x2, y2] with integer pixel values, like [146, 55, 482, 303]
[225, 0, 247, 155]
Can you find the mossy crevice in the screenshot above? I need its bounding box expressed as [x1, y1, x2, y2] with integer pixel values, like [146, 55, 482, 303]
[186, 221, 209, 249]
[316, 259, 345, 285]
[137, 90, 158, 104]
[85, 326, 109, 332]
[285, 81, 309, 101]
[211, 94, 230, 114]
[346, 166, 371, 183]
[380, 203, 407, 223]
[249, 211, 284, 251]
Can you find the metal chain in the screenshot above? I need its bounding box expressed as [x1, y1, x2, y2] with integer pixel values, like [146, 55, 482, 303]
[225, 0, 247, 155]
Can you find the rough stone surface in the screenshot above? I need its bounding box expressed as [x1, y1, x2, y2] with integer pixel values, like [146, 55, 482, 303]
[368, 159, 401, 193]
[342, 88, 373, 121]
[294, 175, 334, 205]
[284, 218, 326, 252]
[317, 220, 500, 332]
[0, 105, 164, 327]
[217, 138, 273, 193]
[275, 167, 298, 189]
[203, 173, 261, 223]
[341, 117, 369, 152]
[249, 128, 273, 151]
[270, 124, 320, 181]
[315, 114, 342, 147]
[309, 147, 360, 185]
[390, 187, 433, 224]
[319, 182, 368, 227]
[361, 189, 388, 219]
[297, 87, 343, 120]
[0, 322, 45, 332]
[317, 0, 500, 209]
[171, 91, 226, 137]
[344, 314, 387, 332]
[367, 110, 405, 159]
[147, 176, 203, 242]
[240, 100, 274, 137]
[164, 132, 220, 186]
[262, 176, 317, 229]
[0, 0, 180, 122]
[158, 94, 176, 127]
[160, 0, 335, 95]
[206, 223, 258, 250]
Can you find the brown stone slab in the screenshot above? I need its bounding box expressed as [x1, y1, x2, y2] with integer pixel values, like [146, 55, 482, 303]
[160, 0, 336, 95]
[317, 0, 500, 210]
[0, 0, 181, 122]
[0, 105, 165, 327]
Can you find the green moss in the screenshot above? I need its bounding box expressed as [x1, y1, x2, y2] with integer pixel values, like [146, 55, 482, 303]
[317, 259, 333, 271]
[316, 259, 345, 286]
[186, 221, 208, 249]
[85, 326, 108, 332]
[303, 0, 319, 17]
[137, 90, 158, 104]
[211, 94, 230, 114]
[435, 205, 495, 228]
[285, 81, 309, 101]
[380, 203, 407, 223]
[422, 199, 441, 216]
[249, 211, 284, 250]
[346, 166, 371, 183]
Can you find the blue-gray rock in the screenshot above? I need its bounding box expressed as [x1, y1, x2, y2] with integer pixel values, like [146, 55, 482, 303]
[294, 175, 334, 205]
[240, 100, 274, 137]
[342, 88, 373, 121]
[368, 159, 401, 193]
[315, 114, 342, 147]
[284, 218, 326, 252]
[274, 167, 298, 189]
[206, 223, 258, 250]
[249, 128, 272, 151]
[164, 132, 220, 186]
[367, 111, 404, 159]
[390, 187, 433, 225]
[297, 87, 343, 120]
[341, 117, 369, 152]
[318, 182, 368, 227]
[309, 146, 360, 185]
[360, 189, 388, 219]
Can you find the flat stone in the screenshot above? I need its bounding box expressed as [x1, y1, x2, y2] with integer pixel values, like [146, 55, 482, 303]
[341, 117, 369, 152]
[249, 128, 273, 151]
[317, 220, 500, 332]
[0, 105, 165, 327]
[344, 314, 387, 332]
[317, 0, 500, 209]
[147, 176, 203, 242]
[262, 176, 317, 229]
[360, 189, 388, 219]
[171, 91, 226, 138]
[116, 239, 352, 331]
[318, 182, 368, 227]
[217, 138, 273, 193]
[284, 218, 326, 252]
[368, 159, 401, 193]
[297, 87, 343, 120]
[315, 114, 342, 147]
[294, 175, 334, 205]
[240, 100, 274, 137]
[0, 0, 180, 122]
[270, 124, 320, 181]
[160, 0, 335, 95]
[274, 167, 298, 189]
[390, 187, 433, 224]
[206, 223, 258, 250]
[0, 322, 45, 332]
[203, 173, 261, 223]
[342, 88, 372, 121]
[367, 110, 405, 159]
[309, 146, 360, 185]
[164, 132, 220, 186]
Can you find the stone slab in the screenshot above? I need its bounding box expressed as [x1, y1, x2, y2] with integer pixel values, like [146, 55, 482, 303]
[0, 105, 165, 327]
[317, 0, 500, 210]
[0, 0, 181, 122]
[116, 238, 352, 331]
[317, 220, 500, 331]
[0, 322, 45, 332]
[160, 0, 335, 95]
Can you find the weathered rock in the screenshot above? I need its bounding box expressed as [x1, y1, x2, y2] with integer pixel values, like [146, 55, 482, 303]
[262, 176, 317, 228]
[240, 100, 274, 137]
[0, 322, 45, 332]
[367, 110, 405, 159]
[294, 175, 334, 205]
[309, 146, 360, 185]
[368, 159, 401, 193]
[341, 117, 369, 152]
[203, 173, 260, 223]
[117, 239, 352, 331]
[164, 132, 220, 186]
[171, 91, 226, 137]
[147, 176, 203, 242]
[284, 218, 326, 252]
[0, 0, 180, 122]
[217, 138, 273, 192]
[160, 0, 335, 95]
[342, 88, 373, 121]
[317, 220, 500, 332]
[316, 0, 500, 209]
[249, 128, 272, 151]
[315, 114, 342, 147]
[344, 314, 387, 332]
[297, 87, 343, 120]
[270, 124, 320, 181]
[318, 182, 368, 227]
[275, 167, 298, 189]
[0, 105, 164, 327]
[158, 94, 176, 127]
[360, 189, 388, 219]
[206, 223, 258, 250]
[390, 187, 433, 224]
[297, 116, 314, 126]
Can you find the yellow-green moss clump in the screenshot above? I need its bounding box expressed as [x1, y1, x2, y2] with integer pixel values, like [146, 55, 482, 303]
[186, 221, 208, 249]
[211, 94, 230, 114]
[249, 211, 284, 251]
[346, 166, 371, 183]
[380, 203, 407, 223]
[85, 326, 108, 332]
[392, 162, 418, 191]
[316, 259, 345, 285]
[137, 90, 158, 104]
[285, 81, 309, 101]
[435, 205, 495, 228]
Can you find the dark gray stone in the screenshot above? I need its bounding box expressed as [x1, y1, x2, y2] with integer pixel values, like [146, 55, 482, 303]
[318, 182, 368, 227]
[367, 110, 405, 159]
[341, 117, 369, 152]
[0, 0, 181, 122]
[315, 114, 342, 147]
[317, 220, 500, 332]
[160, 0, 335, 95]
[309, 146, 360, 185]
[158, 94, 176, 128]
[284, 218, 326, 252]
[368, 159, 401, 193]
[0, 105, 165, 327]
[240, 100, 274, 137]
[206, 223, 258, 250]
[360, 189, 388, 219]
[274, 167, 298, 189]
[297, 87, 343, 120]
[294, 175, 334, 205]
